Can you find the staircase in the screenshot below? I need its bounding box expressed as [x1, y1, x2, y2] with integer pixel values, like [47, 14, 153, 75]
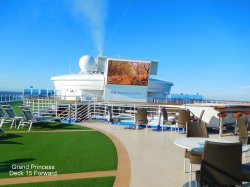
[57, 102, 92, 122]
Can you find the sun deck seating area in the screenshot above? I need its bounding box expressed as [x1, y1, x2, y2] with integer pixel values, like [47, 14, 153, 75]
[2, 101, 250, 186]
[86, 103, 250, 186]
[84, 120, 250, 186]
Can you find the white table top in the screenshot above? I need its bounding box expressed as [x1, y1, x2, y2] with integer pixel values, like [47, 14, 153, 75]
[173, 137, 249, 153]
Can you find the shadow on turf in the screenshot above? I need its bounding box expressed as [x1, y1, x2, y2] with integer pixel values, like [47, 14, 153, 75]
[0, 158, 35, 173]
[32, 122, 86, 130]
[0, 134, 23, 145]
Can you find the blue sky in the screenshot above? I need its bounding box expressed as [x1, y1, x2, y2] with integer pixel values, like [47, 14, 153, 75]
[0, 0, 250, 100]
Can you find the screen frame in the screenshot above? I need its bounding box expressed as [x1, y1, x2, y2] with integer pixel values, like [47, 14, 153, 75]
[105, 58, 151, 86]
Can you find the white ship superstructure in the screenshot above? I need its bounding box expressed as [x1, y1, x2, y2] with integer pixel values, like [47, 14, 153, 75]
[51, 55, 173, 102]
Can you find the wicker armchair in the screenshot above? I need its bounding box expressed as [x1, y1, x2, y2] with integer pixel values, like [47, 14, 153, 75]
[185, 122, 208, 181]
[135, 108, 148, 129]
[107, 106, 121, 124]
[196, 141, 242, 186]
[161, 108, 169, 125]
[176, 110, 191, 133]
[160, 108, 175, 131]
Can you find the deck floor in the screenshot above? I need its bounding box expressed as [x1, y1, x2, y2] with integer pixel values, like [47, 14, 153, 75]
[80, 120, 250, 187]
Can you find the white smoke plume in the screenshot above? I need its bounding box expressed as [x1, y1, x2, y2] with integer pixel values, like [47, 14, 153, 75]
[73, 0, 107, 55]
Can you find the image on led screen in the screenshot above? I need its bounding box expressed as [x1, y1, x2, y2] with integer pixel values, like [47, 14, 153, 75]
[107, 60, 150, 86]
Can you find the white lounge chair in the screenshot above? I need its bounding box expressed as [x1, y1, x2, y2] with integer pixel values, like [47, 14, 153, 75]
[0, 107, 6, 136]
[0, 105, 23, 129]
[18, 107, 57, 132]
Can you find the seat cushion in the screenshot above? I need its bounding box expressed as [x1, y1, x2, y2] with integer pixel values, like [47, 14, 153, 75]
[242, 164, 250, 182]
[185, 150, 202, 165]
[189, 155, 202, 165]
[185, 150, 202, 158]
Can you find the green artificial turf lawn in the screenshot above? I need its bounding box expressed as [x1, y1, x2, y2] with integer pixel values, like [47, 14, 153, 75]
[1, 176, 115, 187]
[0, 131, 117, 178]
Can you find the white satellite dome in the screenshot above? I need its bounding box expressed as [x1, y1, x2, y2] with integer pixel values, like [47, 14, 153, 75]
[79, 55, 96, 73]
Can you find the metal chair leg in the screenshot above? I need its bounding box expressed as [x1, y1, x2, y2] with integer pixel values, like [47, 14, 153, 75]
[28, 122, 32, 132]
[0, 119, 4, 128]
[189, 163, 192, 181]
[10, 119, 15, 129]
[184, 158, 186, 173]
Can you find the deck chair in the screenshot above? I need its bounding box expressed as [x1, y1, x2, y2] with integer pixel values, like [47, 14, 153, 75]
[176, 110, 191, 133]
[18, 107, 57, 132]
[0, 105, 22, 129]
[160, 108, 176, 131]
[161, 107, 169, 124]
[135, 108, 148, 129]
[196, 141, 242, 186]
[0, 107, 6, 136]
[185, 122, 209, 181]
[18, 109, 34, 131]
[107, 106, 121, 124]
[0, 107, 6, 128]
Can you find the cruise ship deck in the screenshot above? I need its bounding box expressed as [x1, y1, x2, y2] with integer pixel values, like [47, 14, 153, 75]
[80, 120, 250, 187]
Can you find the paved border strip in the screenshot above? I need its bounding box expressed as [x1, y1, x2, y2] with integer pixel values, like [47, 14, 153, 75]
[82, 122, 131, 187]
[0, 171, 117, 185]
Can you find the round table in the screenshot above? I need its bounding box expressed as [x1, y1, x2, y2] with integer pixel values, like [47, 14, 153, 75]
[173, 137, 249, 152]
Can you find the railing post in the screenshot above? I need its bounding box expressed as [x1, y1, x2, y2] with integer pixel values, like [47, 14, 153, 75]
[68, 104, 71, 124]
[88, 102, 91, 119]
[32, 99, 34, 112]
[94, 102, 96, 118]
[134, 104, 136, 124]
[75, 102, 78, 121]
[56, 99, 58, 119]
[38, 98, 40, 116]
[104, 103, 107, 119]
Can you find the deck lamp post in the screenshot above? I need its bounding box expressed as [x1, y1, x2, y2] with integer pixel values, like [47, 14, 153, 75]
[232, 112, 243, 135]
[217, 113, 227, 137]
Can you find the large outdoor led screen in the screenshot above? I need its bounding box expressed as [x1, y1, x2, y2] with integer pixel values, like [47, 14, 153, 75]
[107, 60, 150, 86]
